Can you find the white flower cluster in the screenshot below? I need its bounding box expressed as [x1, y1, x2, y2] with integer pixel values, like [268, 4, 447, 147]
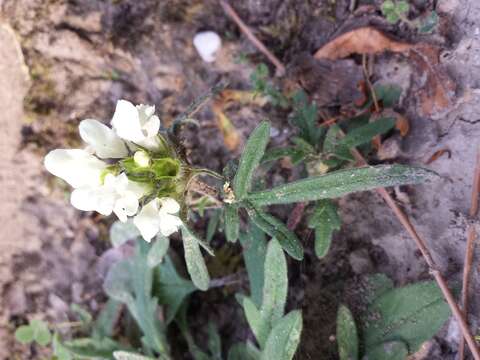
[44, 100, 182, 242]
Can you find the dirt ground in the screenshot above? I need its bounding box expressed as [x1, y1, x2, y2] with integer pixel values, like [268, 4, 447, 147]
[1, 0, 480, 359]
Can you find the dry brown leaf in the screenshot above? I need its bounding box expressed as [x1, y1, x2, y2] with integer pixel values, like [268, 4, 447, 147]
[395, 114, 410, 137]
[219, 89, 268, 108]
[212, 100, 241, 151]
[409, 45, 456, 117]
[314, 27, 412, 60]
[426, 148, 452, 164]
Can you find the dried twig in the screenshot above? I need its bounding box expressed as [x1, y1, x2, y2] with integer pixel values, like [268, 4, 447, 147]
[362, 54, 380, 113]
[219, 0, 286, 76]
[459, 148, 480, 360]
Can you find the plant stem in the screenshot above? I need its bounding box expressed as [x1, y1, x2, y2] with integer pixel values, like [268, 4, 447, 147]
[459, 148, 480, 360]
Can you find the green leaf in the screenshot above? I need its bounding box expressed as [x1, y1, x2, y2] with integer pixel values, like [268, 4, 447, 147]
[147, 235, 170, 268]
[381, 0, 395, 12]
[228, 342, 261, 360]
[247, 165, 437, 206]
[242, 297, 263, 345]
[364, 341, 408, 360]
[233, 121, 271, 200]
[374, 84, 402, 108]
[336, 305, 358, 360]
[53, 333, 73, 360]
[103, 241, 169, 354]
[30, 319, 52, 346]
[113, 351, 155, 360]
[207, 322, 222, 359]
[243, 239, 289, 348]
[323, 124, 342, 154]
[291, 91, 323, 146]
[363, 281, 450, 353]
[71, 304, 93, 328]
[240, 224, 268, 307]
[15, 325, 34, 344]
[395, 0, 409, 14]
[337, 118, 395, 149]
[419, 11, 439, 34]
[261, 147, 306, 164]
[385, 12, 400, 23]
[181, 225, 210, 291]
[176, 303, 211, 360]
[261, 239, 288, 331]
[224, 204, 240, 243]
[308, 200, 341, 258]
[61, 337, 123, 359]
[155, 256, 196, 323]
[110, 220, 140, 247]
[92, 299, 121, 339]
[261, 310, 303, 360]
[247, 206, 304, 260]
[206, 209, 222, 242]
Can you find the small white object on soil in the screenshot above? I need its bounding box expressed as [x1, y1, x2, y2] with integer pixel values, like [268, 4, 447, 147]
[193, 31, 222, 63]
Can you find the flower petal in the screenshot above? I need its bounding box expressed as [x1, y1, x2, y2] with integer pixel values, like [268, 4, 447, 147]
[159, 213, 182, 236]
[159, 197, 180, 215]
[133, 200, 161, 242]
[114, 191, 139, 222]
[111, 100, 145, 142]
[70, 186, 116, 215]
[44, 149, 106, 188]
[79, 119, 128, 159]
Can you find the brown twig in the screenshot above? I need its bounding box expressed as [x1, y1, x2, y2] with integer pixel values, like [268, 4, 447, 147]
[459, 148, 480, 360]
[219, 0, 286, 76]
[362, 54, 380, 113]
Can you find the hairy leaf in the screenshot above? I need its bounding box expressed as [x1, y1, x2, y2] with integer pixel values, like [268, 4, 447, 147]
[240, 224, 268, 307]
[207, 322, 222, 360]
[261, 311, 303, 360]
[336, 305, 358, 360]
[247, 206, 304, 260]
[224, 204, 240, 242]
[92, 299, 121, 339]
[110, 220, 140, 247]
[206, 209, 222, 243]
[155, 256, 196, 323]
[181, 225, 210, 291]
[337, 118, 395, 149]
[308, 200, 341, 258]
[147, 235, 170, 268]
[247, 165, 437, 206]
[233, 121, 270, 200]
[365, 341, 408, 360]
[363, 281, 450, 353]
[228, 342, 261, 360]
[113, 351, 155, 360]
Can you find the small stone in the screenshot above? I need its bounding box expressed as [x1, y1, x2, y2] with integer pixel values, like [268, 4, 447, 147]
[193, 31, 222, 63]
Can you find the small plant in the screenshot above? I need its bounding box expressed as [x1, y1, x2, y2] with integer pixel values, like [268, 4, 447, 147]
[381, 0, 439, 33]
[21, 85, 442, 358]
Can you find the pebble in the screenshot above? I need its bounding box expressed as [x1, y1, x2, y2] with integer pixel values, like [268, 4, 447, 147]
[193, 31, 222, 63]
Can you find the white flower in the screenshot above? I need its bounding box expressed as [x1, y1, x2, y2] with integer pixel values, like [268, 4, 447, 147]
[111, 100, 161, 150]
[133, 150, 150, 168]
[79, 119, 128, 159]
[133, 197, 182, 242]
[70, 173, 149, 222]
[193, 31, 222, 62]
[44, 149, 107, 188]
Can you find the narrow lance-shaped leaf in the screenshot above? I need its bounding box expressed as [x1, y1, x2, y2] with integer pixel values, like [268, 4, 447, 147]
[308, 200, 341, 258]
[261, 239, 288, 329]
[247, 165, 437, 206]
[336, 305, 359, 360]
[337, 117, 395, 149]
[240, 224, 267, 307]
[260, 310, 303, 360]
[364, 341, 408, 360]
[247, 206, 304, 260]
[224, 204, 240, 242]
[147, 235, 170, 268]
[181, 225, 210, 291]
[233, 121, 270, 200]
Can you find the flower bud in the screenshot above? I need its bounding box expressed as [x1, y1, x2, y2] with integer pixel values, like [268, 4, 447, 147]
[134, 150, 151, 168]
